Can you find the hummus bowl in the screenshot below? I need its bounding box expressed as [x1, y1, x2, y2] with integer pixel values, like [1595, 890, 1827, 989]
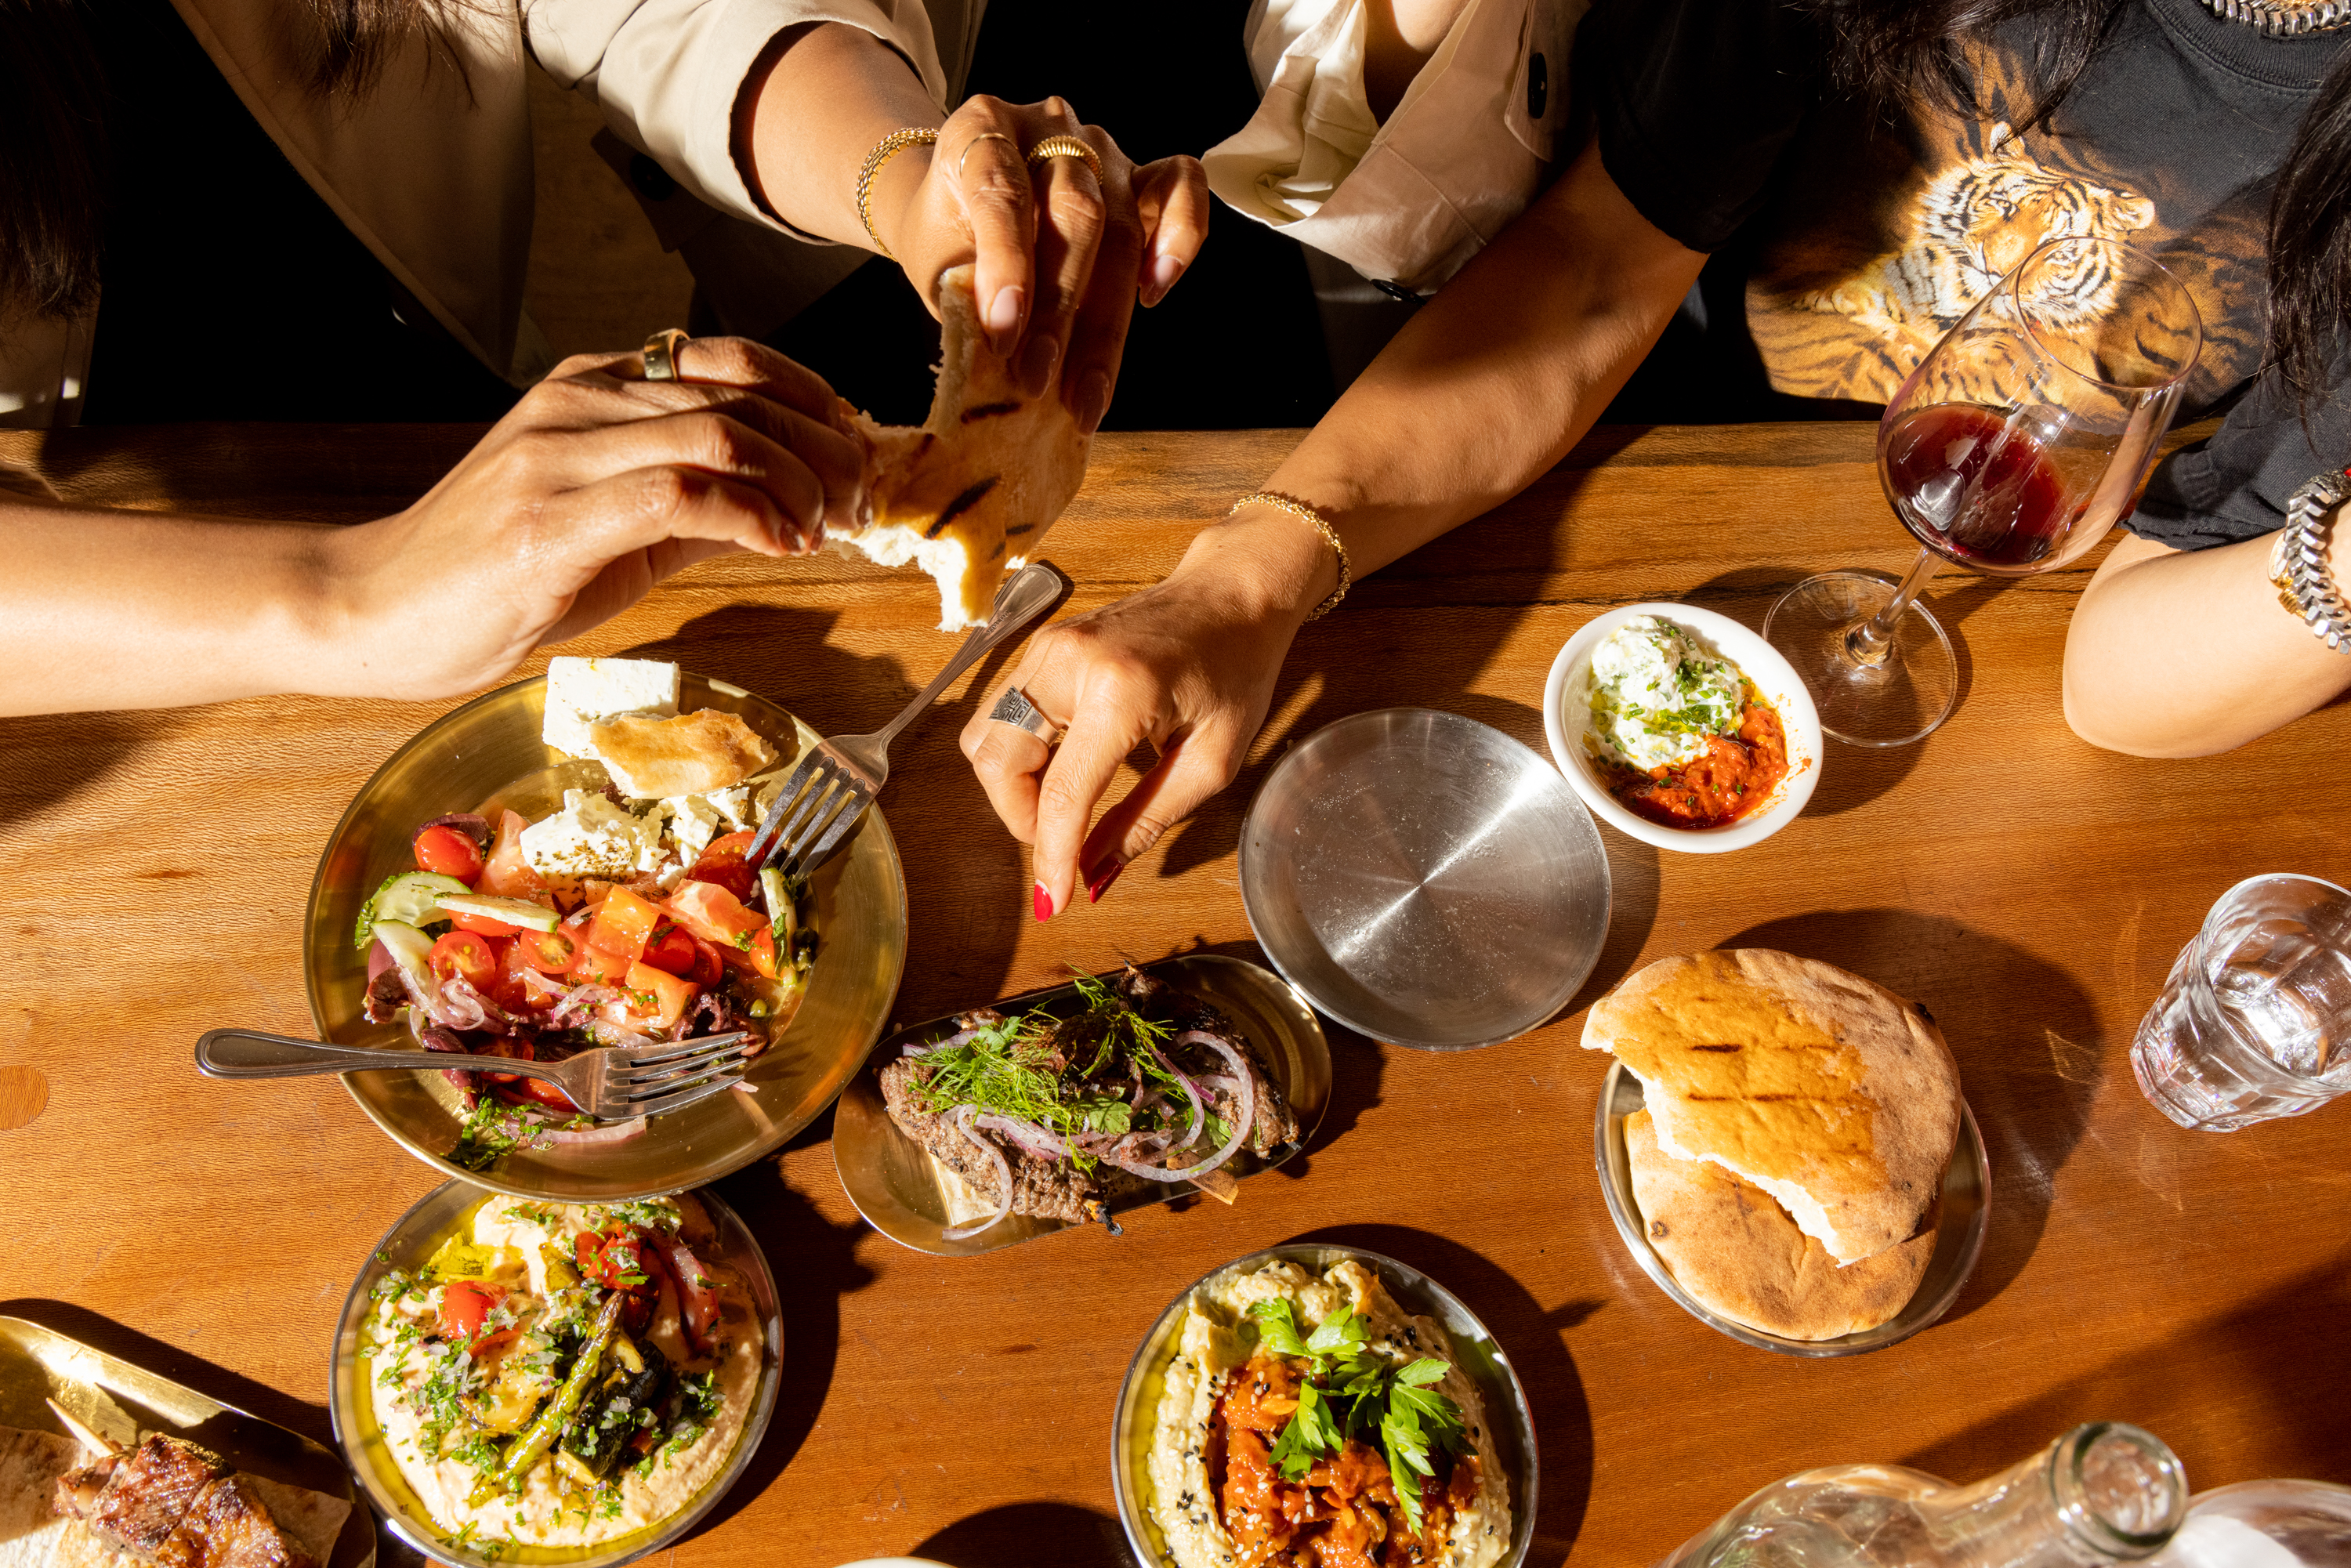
[330, 1178, 783, 1568]
[1110, 1244, 1537, 1568]
[1543, 603, 1822, 853]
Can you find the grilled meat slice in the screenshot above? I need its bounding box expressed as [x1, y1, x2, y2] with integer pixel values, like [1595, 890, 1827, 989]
[58, 1434, 230, 1557]
[155, 1475, 317, 1568]
[878, 1056, 1104, 1223]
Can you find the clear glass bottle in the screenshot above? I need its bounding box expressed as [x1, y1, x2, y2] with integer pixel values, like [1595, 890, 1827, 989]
[2149, 1481, 2351, 1568]
[1658, 1424, 2189, 1568]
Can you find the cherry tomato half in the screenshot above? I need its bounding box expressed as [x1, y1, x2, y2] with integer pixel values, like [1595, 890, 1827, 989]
[415, 824, 485, 885]
[639, 922, 698, 978]
[448, 909, 521, 938]
[518, 927, 578, 975]
[439, 1280, 506, 1347]
[685, 831, 759, 903]
[429, 930, 498, 990]
[502, 1075, 578, 1114]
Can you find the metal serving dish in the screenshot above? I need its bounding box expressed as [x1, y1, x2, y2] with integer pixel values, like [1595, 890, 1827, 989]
[302, 672, 908, 1200]
[1239, 708, 1611, 1051]
[0, 1315, 373, 1568]
[1593, 1061, 1991, 1356]
[1109, 1243, 1538, 1568]
[831, 954, 1331, 1256]
[328, 1179, 783, 1568]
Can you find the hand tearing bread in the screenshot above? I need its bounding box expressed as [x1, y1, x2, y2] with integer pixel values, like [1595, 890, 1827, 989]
[830, 264, 1092, 632]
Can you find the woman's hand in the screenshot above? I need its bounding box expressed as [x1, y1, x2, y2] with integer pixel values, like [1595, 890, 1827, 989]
[873, 96, 1209, 433]
[328, 339, 864, 701]
[961, 511, 1332, 917]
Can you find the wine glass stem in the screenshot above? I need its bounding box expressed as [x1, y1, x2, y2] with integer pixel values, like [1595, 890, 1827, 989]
[1846, 548, 1940, 668]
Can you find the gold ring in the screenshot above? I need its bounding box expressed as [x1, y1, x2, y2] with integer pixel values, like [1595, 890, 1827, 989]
[1026, 135, 1103, 185]
[957, 131, 1017, 180]
[642, 328, 690, 382]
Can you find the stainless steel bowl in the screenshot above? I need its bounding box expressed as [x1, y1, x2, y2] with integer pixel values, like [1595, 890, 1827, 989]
[1592, 1061, 1991, 1356]
[1110, 1243, 1538, 1568]
[302, 672, 908, 1200]
[1239, 709, 1610, 1051]
[328, 1179, 784, 1568]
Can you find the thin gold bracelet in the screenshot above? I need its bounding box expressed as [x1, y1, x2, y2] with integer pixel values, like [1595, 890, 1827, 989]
[1231, 491, 1351, 621]
[854, 127, 939, 259]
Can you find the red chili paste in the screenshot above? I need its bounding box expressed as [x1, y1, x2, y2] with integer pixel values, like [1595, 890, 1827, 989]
[1604, 695, 1788, 830]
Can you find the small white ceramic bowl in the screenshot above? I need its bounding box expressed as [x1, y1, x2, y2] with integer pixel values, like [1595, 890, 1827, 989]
[1541, 603, 1822, 853]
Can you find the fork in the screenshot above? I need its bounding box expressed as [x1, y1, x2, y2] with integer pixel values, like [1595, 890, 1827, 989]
[745, 559, 1066, 880]
[194, 1028, 753, 1120]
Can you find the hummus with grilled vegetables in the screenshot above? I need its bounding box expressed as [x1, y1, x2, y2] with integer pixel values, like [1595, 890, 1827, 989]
[362, 1193, 760, 1552]
[1147, 1258, 1509, 1568]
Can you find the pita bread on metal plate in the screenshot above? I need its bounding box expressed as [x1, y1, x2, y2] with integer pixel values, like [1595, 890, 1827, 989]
[1582, 949, 1961, 1265]
[0, 1429, 78, 1568]
[241, 1474, 351, 1566]
[1625, 1110, 1936, 1341]
[834, 265, 1091, 632]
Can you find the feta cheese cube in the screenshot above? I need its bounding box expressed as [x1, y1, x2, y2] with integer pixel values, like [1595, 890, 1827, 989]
[543, 657, 680, 758]
[520, 790, 667, 878]
[663, 794, 724, 864]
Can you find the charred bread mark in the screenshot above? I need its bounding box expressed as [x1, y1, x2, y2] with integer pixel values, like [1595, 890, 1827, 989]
[1003, 522, 1037, 536]
[959, 400, 1022, 422]
[925, 474, 1001, 539]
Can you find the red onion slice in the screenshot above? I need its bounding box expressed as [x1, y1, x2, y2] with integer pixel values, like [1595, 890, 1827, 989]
[974, 1113, 1074, 1162]
[416, 813, 493, 852]
[1148, 1046, 1207, 1152]
[903, 1027, 980, 1059]
[538, 1116, 646, 1146]
[940, 1106, 1016, 1241]
[1104, 1033, 1256, 1183]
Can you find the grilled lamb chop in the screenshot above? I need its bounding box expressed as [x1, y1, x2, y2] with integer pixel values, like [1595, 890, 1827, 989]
[59, 1435, 229, 1557]
[54, 1435, 314, 1568]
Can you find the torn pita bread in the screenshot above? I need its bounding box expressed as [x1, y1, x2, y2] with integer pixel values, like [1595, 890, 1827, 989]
[1583, 949, 1961, 1266]
[1625, 1110, 1937, 1341]
[0, 1429, 78, 1568]
[834, 264, 1091, 631]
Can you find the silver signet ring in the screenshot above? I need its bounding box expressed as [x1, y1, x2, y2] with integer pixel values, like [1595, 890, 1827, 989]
[988, 685, 1064, 746]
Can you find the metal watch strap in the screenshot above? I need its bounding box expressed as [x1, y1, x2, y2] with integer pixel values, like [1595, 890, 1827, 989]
[2277, 467, 2351, 651]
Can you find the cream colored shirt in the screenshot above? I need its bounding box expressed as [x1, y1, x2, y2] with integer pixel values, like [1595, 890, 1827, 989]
[1204, 0, 1581, 295]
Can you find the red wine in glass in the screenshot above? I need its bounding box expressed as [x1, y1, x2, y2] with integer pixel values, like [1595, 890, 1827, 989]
[1882, 404, 2075, 571]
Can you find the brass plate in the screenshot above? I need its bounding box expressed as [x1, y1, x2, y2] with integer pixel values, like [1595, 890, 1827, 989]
[1107, 1243, 1539, 1568]
[328, 1179, 783, 1568]
[0, 1314, 373, 1568]
[831, 954, 1333, 1256]
[1592, 1061, 1991, 1356]
[302, 673, 909, 1200]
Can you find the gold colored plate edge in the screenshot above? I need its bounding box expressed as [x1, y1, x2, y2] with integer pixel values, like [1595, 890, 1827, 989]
[300, 673, 910, 1201]
[0, 1314, 374, 1568]
[326, 1180, 784, 1568]
[831, 954, 1335, 1258]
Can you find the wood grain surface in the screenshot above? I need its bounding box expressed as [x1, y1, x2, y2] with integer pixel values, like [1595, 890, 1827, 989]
[2, 421, 2346, 1568]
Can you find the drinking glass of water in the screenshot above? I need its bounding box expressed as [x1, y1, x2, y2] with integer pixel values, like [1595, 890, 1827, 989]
[2132, 874, 2351, 1132]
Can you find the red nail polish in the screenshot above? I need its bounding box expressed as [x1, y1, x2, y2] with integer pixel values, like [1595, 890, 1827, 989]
[1034, 881, 1054, 922]
[1087, 860, 1125, 903]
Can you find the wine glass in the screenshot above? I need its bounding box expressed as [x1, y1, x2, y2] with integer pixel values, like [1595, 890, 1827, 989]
[1765, 235, 2204, 747]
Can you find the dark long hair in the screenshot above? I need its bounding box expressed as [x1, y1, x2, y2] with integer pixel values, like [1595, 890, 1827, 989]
[1802, 0, 2351, 403]
[0, 0, 448, 323]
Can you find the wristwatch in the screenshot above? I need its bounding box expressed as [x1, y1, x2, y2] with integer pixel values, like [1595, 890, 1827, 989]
[2266, 465, 2351, 650]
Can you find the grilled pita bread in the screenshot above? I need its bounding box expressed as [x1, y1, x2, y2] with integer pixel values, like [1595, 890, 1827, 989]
[833, 265, 1090, 631]
[1583, 950, 1961, 1266]
[588, 708, 775, 800]
[1625, 1110, 1937, 1340]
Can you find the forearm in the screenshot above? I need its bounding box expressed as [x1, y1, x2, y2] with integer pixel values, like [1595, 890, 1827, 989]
[1190, 139, 1705, 619]
[0, 502, 350, 715]
[734, 22, 942, 255]
[2062, 527, 2351, 756]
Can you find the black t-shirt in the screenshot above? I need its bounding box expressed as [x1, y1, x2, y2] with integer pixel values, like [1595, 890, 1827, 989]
[1581, 0, 2350, 547]
[766, 0, 1336, 431]
[79, 0, 517, 423]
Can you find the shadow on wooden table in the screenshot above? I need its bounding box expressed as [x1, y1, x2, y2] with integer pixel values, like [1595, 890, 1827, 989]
[1286, 1223, 1599, 1566]
[0, 711, 187, 826]
[1715, 911, 2099, 1325]
[689, 1148, 878, 1541]
[0, 1298, 330, 1447]
[907, 1499, 1131, 1568]
[1895, 1244, 2351, 1488]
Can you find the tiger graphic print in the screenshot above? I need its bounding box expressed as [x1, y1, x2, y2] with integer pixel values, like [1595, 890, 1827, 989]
[1748, 124, 2174, 405]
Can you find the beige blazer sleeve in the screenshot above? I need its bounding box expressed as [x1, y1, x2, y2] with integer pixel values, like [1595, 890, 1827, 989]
[524, 0, 953, 241]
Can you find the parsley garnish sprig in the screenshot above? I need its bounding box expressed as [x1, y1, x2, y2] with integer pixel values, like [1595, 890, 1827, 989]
[1245, 1299, 1467, 1534]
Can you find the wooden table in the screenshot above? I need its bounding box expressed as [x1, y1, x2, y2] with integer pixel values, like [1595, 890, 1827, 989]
[3, 422, 2346, 1568]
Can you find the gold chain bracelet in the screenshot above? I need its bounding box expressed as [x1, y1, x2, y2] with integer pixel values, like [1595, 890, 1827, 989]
[1231, 491, 1351, 621]
[854, 127, 939, 259]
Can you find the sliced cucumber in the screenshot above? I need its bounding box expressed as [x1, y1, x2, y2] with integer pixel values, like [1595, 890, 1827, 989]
[759, 867, 796, 943]
[435, 892, 560, 932]
[355, 871, 472, 951]
[372, 919, 437, 998]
